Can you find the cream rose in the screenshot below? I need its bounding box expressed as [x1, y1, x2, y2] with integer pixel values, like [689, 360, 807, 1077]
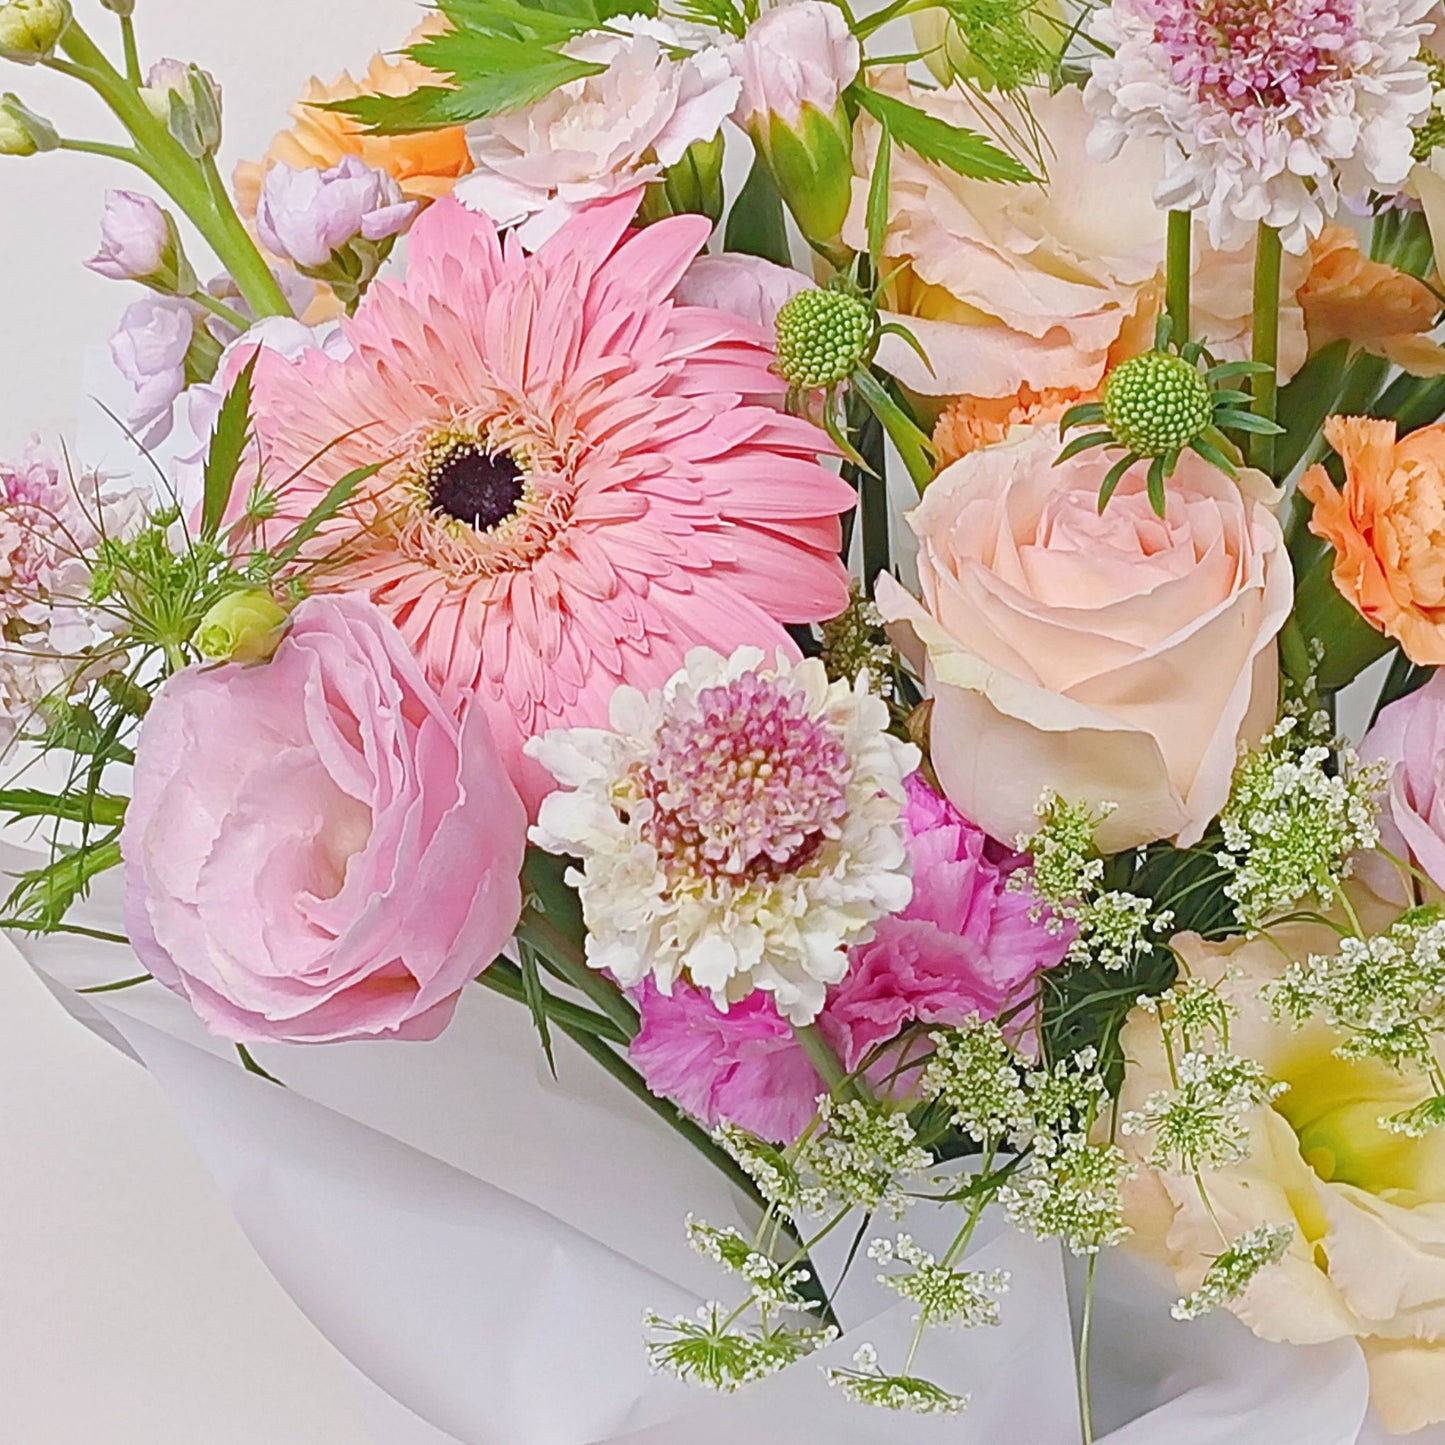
[842, 79, 1308, 403]
[1118, 914, 1445, 1436]
[877, 427, 1292, 852]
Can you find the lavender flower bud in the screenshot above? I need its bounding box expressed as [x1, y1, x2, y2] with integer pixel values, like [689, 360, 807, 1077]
[140, 59, 222, 158]
[86, 189, 196, 294]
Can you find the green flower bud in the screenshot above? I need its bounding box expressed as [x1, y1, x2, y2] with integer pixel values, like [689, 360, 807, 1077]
[0, 91, 53, 153]
[99, 0, 135, 14]
[141, 60, 222, 159]
[758, 103, 854, 259]
[1101, 352, 1213, 458]
[775, 287, 873, 388]
[194, 591, 288, 664]
[0, 0, 71, 64]
[911, 0, 1064, 91]
[638, 133, 726, 228]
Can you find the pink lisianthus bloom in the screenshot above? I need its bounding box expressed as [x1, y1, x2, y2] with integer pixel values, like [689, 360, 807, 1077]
[122, 594, 527, 1045]
[628, 775, 1070, 1141]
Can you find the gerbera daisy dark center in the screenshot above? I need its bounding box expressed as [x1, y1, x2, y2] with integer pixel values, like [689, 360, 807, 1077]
[424, 435, 525, 532]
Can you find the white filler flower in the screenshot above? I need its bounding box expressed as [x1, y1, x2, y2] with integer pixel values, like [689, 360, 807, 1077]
[528, 646, 918, 1024]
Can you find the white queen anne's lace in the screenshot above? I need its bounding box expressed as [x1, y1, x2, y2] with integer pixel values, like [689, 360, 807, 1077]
[1085, 0, 1435, 252]
[528, 647, 917, 1024]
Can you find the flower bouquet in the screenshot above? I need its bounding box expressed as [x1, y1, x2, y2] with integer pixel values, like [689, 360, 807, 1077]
[9, 0, 1445, 1439]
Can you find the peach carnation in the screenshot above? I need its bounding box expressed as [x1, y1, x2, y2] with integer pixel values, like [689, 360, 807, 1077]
[1301, 416, 1445, 665]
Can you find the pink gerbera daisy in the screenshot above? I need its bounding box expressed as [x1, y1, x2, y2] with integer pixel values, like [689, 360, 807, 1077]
[249, 193, 852, 808]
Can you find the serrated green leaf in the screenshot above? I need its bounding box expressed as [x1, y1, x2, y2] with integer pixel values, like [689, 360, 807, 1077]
[6, 839, 122, 930]
[271, 462, 383, 567]
[850, 86, 1035, 183]
[201, 353, 258, 539]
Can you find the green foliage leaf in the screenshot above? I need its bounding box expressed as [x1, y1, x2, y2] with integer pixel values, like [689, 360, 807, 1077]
[866, 119, 892, 279]
[850, 85, 1035, 184]
[725, 156, 792, 267]
[518, 939, 558, 1077]
[271, 462, 383, 568]
[201, 353, 258, 539]
[6, 839, 122, 931]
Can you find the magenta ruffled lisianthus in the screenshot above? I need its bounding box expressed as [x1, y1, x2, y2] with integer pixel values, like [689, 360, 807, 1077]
[628, 774, 1071, 1141]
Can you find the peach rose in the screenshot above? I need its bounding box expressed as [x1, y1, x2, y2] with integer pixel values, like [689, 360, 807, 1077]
[842, 79, 1308, 406]
[1301, 416, 1445, 666]
[1118, 914, 1445, 1436]
[877, 427, 1292, 852]
[233, 22, 473, 218]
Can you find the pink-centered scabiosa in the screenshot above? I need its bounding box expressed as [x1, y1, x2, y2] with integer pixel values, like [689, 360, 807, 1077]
[1085, 0, 1434, 252]
[528, 647, 919, 1025]
[249, 195, 853, 811]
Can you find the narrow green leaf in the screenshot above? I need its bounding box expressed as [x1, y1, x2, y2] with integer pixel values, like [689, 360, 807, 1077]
[236, 1044, 285, 1085]
[1097, 452, 1137, 513]
[518, 939, 558, 1078]
[875, 321, 933, 374]
[77, 973, 152, 995]
[1055, 431, 1117, 465]
[1059, 401, 1106, 434]
[6, 839, 123, 930]
[1214, 409, 1286, 436]
[850, 85, 1036, 183]
[725, 155, 792, 267]
[1190, 436, 1239, 476]
[1146, 454, 1168, 517]
[852, 367, 934, 492]
[0, 788, 127, 828]
[201, 353, 258, 538]
[867, 120, 892, 278]
[271, 461, 383, 567]
[1207, 359, 1275, 380]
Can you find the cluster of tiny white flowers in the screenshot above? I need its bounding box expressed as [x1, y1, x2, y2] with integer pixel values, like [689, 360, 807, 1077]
[1218, 717, 1384, 931]
[1136, 974, 1238, 1047]
[645, 1302, 838, 1392]
[923, 1018, 1031, 1145]
[1017, 792, 1171, 971]
[1000, 1133, 1134, 1256]
[1122, 1051, 1287, 1175]
[825, 1344, 970, 1416]
[713, 1124, 801, 1211]
[797, 1097, 933, 1218]
[685, 1216, 815, 1311]
[1271, 907, 1445, 1076]
[869, 1235, 1010, 1330]
[1171, 1223, 1296, 1321]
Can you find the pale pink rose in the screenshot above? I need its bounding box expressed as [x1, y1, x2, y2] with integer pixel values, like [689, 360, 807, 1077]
[878, 427, 1293, 852]
[730, 1, 860, 130]
[842, 80, 1307, 401]
[456, 17, 740, 249]
[673, 252, 811, 332]
[1361, 670, 1445, 900]
[122, 594, 527, 1044]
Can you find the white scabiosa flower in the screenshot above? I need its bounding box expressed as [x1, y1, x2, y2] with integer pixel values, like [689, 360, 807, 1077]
[1085, 0, 1435, 252]
[527, 646, 918, 1024]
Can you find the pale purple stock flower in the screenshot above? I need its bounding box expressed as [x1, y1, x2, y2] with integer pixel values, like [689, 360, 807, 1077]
[108, 294, 197, 444]
[86, 189, 170, 282]
[256, 156, 418, 270]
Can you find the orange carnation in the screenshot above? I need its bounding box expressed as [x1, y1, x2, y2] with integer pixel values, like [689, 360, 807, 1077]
[234, 26, 472, 217]
[1301, 415, 1445, 664]
[1298, 225, 1445, 377]
[931, 384, 1093, 469]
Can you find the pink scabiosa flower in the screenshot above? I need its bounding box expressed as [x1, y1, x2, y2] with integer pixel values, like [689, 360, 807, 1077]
[248, 195, 853, 811]
[122, 595, 527, 1045]
[627, 774, 1070, 1141]
[529, 647, 918, 1025]
[1086, 0, 1434, 252]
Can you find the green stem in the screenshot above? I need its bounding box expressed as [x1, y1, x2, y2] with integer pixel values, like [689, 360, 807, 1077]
[475, 959, 631, 1045]
[1078, 1253, 1098, 1445]
[1165, 210, 1192, 344]
[76, 972, 152, 993]
[1250, 224, 1283, 475]
[55, 21, 291, 320]
[793, 1023, 859, 1099]
[119, 14, 141, 86]
[514, 907, 639, 1040]
[58, 136, 147, 167]
[190, 289, 252, 332]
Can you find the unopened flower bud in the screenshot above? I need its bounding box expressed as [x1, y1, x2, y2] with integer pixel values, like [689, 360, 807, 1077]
[638, 133, 726, 227]
[731, 2, 859, 254]
[0, 90, 54, 153]
[194, 590, 289, 664]
[141, 59, 222, 159]
[87, 189, 197, 294]
[0, 0, 71, 64]
[99, 0, 134, 14]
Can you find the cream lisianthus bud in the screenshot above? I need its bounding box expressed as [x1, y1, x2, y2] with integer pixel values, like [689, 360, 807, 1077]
[194, 591, 289, 664]
[730, 1, 859, 254]
[0, 0, 70, 63]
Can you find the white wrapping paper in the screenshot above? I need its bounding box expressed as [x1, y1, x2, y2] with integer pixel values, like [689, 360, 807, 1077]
[14, 850, 1444, 1444]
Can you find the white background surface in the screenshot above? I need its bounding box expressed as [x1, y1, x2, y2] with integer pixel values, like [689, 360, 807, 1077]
[0, 1, 440, 1438]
